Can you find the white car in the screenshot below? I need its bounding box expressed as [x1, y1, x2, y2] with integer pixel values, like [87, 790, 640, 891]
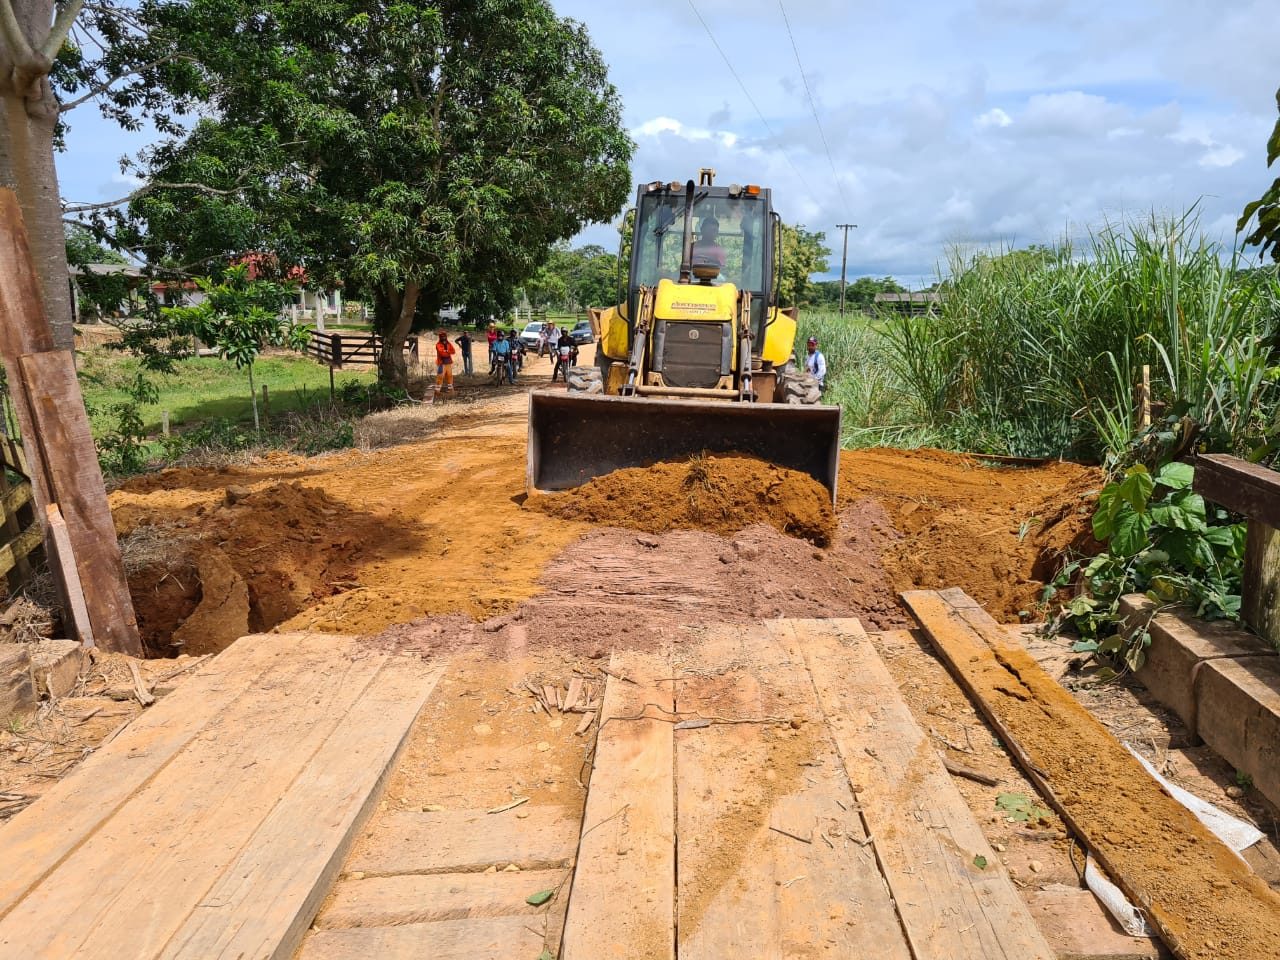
[518, 322, 545, 351]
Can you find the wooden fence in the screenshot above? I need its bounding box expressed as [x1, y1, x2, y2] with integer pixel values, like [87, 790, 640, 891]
[306, 330, 419, 369]
[0, 437, 40, 591]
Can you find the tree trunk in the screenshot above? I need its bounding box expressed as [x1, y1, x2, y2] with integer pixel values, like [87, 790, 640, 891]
[377, 280, 420, 389]
[0, 0, 76, 351]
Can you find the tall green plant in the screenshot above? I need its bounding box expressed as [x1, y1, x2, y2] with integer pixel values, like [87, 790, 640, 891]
[877, 214, 1280, 463]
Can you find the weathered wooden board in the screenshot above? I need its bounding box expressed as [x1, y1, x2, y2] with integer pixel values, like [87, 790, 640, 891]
[298, 916, 549, 960]
[0, 636, 386, 957]
[346, 805, 580, 876]
[561, 653, 676, 960]
[20, 350, 140, 653]
[161, 656, 445, 960]
[674, 624, 910, 960]
[317, 870, 567, 929]
[0, 633, 311, 920]
[788, 617, 1054, 960]
[904, 588, 1280, 960]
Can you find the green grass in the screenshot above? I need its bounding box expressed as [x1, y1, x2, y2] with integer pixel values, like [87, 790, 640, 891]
[78, 350, 375, 438]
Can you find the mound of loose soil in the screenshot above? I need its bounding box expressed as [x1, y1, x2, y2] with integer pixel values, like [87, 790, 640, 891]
[529, 455, 836, 546]
[122, 480, 408, 656]
[839, 448, 1103, 621]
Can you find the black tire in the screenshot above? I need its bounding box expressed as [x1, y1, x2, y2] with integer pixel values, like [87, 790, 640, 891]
[777, 361, 822, 405]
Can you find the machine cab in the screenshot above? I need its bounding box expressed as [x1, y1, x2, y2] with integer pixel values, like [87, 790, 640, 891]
[628, 177, 779, 343]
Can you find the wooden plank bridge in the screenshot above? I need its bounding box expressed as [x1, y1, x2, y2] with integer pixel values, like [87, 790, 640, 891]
[2, 601, 1263, 958]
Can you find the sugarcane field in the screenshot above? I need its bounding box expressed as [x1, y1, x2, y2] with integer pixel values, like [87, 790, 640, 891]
[2, 1, 1280, 958]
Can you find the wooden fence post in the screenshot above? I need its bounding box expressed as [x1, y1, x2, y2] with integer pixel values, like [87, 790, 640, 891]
[0, 189, 142, 656]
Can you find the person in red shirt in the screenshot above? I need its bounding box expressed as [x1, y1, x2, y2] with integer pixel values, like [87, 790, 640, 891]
[486, 323, 500, 372]
[435, 329, 456, 393]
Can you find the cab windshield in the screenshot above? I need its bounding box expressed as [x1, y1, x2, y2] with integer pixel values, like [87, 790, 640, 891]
[634, 193, 766, 293]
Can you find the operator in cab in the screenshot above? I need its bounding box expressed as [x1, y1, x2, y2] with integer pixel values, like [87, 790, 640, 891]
[691, 216, 726, 269]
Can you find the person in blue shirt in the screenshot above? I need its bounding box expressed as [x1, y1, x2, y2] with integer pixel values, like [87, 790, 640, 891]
[492, 334, 514, 383]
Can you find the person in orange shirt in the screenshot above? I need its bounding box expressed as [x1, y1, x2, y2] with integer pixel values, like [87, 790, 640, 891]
[435, 329, 456, 393]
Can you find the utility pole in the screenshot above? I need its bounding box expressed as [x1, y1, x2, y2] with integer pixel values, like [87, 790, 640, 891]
[837, 224, 858, 317]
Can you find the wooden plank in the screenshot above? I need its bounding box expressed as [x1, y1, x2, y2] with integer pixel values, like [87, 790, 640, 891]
[1195, 453, 1280, 528]
[0, 466, 33, 588]
[19, 350, 141, 655]
[161, 655, 446, 960]
[0, 636, 387, 958]
[0, 518, 42, 579]
[316, 870, 567, 929]
[561, 653, 675, 960]
[0, 479, 31, 517]
[903, 588, 1280, 960]
[298, 916, 547, 960]
[0, 644, 35, 717]
[674, 625, 911, 960]
[44, 504, 93, 647]
[789, 618, 1054, 960]
[0, 633, 310, 920]
[346, 806, 580, 875]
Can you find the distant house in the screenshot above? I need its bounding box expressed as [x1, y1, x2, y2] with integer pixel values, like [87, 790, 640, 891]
[144, 253, 357, 327]
[68, 263, 147, 322]
[874, 291, 940, 317]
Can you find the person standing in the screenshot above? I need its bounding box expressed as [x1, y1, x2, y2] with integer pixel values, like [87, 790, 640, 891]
[804, 336, 826, 390]
[435, 329, 456, 393]
[455, 330, 474, 375]
[486, 322, 500, 372]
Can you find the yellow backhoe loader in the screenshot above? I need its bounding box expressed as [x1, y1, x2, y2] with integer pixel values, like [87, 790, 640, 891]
[527, 171, 842, 500]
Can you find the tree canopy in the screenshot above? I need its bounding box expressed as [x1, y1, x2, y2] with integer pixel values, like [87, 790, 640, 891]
[1240, 87, 1280, 264]
[130, 0, 633, 384]
[778, 224, 831, 306]
[521, 243, 620, 311]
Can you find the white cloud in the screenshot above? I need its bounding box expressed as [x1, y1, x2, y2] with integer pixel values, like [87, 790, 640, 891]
[976, 107, 1013, 129]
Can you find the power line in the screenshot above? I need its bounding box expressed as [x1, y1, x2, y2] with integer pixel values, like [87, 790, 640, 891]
[777, 0, 853, 221]
[684, 0, 814, 196]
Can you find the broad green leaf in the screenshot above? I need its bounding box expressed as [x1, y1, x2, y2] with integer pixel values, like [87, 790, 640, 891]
[1111, 510, 1152, 557]
[1098, 635, 1125, 655]
[1155, 461, 1194, 489]
[1116, 466, 1155, 513]
[1072, 639, 1099, 653]
[526, 889, 556, 907]
[973, 855, 988, 869]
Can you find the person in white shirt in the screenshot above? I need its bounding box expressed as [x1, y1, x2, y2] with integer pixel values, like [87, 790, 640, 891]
[804, 336, 827, 389]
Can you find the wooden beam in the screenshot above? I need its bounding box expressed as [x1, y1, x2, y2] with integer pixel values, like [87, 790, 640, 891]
[0, 519, 42, 580]
[0, 634, 322, 920]
[44, 504, 94, 647]
[561, 653, 675, 960]
[903, 588, 1280, 960]
[19, 351, 140, 654]
[1194, 453, 1280, 529]
[673, 625, 910, 959]
[0, 190, 140, 654]
[161, 657, 445, 960]
[786, 618, 1053, 960]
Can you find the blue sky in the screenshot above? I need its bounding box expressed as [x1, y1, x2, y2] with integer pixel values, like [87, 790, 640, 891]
[56, 0, 1280, 286]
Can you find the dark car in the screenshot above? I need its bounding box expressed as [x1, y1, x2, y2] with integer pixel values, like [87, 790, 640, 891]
[570, 321, 594, 345]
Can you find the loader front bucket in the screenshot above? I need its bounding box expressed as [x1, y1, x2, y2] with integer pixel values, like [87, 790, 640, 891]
[527, 391, 843, 503]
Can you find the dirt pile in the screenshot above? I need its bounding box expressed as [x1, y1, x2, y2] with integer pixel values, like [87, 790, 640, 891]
[122, 480, 408, 656]
[839, 448, 1103, 620]
[530, 455, 836, 546]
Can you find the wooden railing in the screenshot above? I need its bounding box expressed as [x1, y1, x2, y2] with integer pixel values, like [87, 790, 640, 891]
[1194, 454, 1280, 647]
[306, 330, 418, 369]
[0, 437, 40, 589]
